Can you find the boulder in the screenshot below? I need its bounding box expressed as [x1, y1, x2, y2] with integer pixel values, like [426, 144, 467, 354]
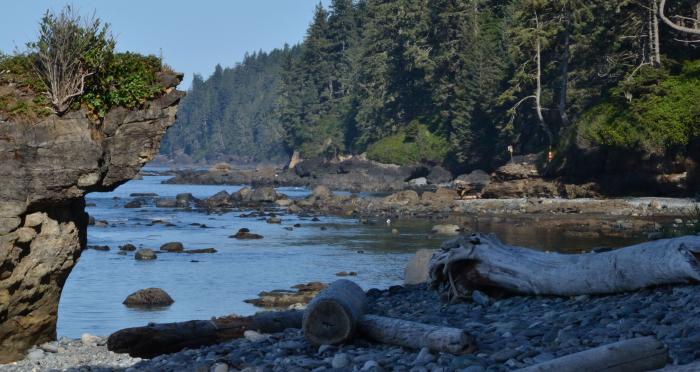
[453, 170, 491, 194]
[312, 185, 333, 199]
[160, 242, 184, 252]
[155, 198, 177, 208]
[231, 228, 263, 240]
[119, 244, 137, 252]
[135, 249, 157, 260]
[203, 190, 231, 208]
[122, 288, 174, 307]
[431, 224, 461, 236]
[492, 161, 540, 181]
[404, 249, 436, 285]
[250, 187, 278, 203]
[124, 199, 143, 208]
[383, 190, 420, 206]
[426, 166, 453, 184]
[232, 186, 252, 202]
[176, 193, 196, 208]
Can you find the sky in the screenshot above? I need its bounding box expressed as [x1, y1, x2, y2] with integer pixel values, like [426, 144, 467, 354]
[0, 1, 330, 89]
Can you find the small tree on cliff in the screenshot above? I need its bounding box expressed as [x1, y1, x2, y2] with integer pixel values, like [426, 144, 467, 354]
[29, 6, 114, 115]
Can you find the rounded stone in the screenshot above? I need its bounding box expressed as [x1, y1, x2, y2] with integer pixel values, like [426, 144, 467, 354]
[135, 248, 157, 260]
[123, 288, 174, 307]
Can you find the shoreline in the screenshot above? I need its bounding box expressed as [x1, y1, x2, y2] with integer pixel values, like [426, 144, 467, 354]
[3, 283, 700, 371]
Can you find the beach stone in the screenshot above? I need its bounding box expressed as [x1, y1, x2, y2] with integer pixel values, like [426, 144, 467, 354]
[123, 288, 174, 307]
[404, 249, 435, 285]
[135, 248, 157, 260]
[244, 330, 269, 343]
[472, 290, 491, 306]
[413, 347, 435, 366]
[26, 349, 44, 361]
[312, 185, 333, 199]
[332, 353, 351, 369]
[362, 360, 380, 371]
[81, 333, 101, 346]
[160, 242, 184, 252]
[211, 362, 229, 372]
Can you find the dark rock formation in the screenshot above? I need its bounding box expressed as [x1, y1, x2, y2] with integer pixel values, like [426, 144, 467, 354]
[123, 288, 174, 307]
[160, 242, 184, 253]
[0, 72, 183, 363]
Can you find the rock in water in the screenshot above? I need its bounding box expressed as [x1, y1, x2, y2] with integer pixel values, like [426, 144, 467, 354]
[250, 187, 278, 202]
[431, 224, 461, 235]
[267, 217, 282, 224]
[175, 193, 195, 207]
[160, 242, 184, 252]
[135, 249, 157, 260]
[231, 228, 263, 239]
[124, 199, 143, 208]
[123, 288, 174, 307]
[404, 249, 436, 285]
[120, 243, 137, 251]
[312, 185, 333, 199]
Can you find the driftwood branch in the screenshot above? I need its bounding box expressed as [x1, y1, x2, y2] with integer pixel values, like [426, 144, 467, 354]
[302, 279, 367, 345]
[107, 310, 303, 358]
[429, 234, 700, 299]
[659, 0, 700, 35]
[515, 337, 668, 372]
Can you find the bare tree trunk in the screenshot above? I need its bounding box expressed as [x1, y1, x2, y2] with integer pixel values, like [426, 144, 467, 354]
[652, 0, 663, 66]
[359, 315, 476, 355]
[429, 234, 700, 298]
[515, 337, 668, 372]
[558, 15, 571, 128]
[534, 14, 553, 147]
[107, 310, 304, 358]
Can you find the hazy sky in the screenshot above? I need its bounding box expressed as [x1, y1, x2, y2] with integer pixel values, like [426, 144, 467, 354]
[0, 1, 330, 89]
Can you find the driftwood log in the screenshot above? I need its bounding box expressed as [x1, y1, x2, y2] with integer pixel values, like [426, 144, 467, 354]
[515, 337, 668, 372]
[359, 314, 476, 355]
[429, 234, 700, 299]
[302, 279, 367, 345]
[107, 310, 303, 358]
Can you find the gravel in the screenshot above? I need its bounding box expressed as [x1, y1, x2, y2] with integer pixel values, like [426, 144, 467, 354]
[3, 284, 700, 371]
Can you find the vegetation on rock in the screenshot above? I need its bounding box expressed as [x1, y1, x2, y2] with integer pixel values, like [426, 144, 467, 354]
[366, 122, 449, 166]
[0, 6, 169, 122]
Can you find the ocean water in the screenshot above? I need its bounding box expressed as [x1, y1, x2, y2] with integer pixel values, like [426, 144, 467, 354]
[56, 172, 642, 338]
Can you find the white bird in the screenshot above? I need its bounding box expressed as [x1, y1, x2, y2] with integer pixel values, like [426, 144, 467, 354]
[386, 218, 391, 225]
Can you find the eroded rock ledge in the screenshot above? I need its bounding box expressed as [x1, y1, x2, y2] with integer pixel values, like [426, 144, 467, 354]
[0, 72, 184, 363]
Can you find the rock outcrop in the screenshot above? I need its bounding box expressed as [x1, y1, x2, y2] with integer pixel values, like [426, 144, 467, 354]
[0, 72, 184, 363]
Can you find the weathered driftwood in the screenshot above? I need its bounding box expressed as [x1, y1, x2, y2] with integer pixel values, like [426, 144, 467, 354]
[655, 361, 700, 371]
[107, 310, 303, 358]
[515, 337, 668, 372]
[359, 314, 476, 355]
[302, 279, 367, 345]
[429, 233, 700, 299]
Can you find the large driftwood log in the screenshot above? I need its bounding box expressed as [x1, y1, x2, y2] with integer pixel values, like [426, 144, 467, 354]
[107, 310, 303, 358]
[359, 314, 476, 355]
[302, 279, 367, 345]
[429, 234, 700, 299]
[515, 337, 668, 372]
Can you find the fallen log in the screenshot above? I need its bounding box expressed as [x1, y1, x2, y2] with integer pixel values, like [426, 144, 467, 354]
[302, 279, 367, 345]
[107, 310, 303, 358]
[429, 233, 700, 299]
[359, 314, 476, 355]
[515, 337, 668, 372]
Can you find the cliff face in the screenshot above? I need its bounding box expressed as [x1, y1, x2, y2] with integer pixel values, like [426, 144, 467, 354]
[0, 73, 184, 363]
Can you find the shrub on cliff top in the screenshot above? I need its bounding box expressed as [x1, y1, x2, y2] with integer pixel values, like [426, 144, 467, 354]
[0, 6, 168, 121]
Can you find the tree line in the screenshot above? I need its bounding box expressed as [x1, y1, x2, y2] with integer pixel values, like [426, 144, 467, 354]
[163, 0, 699, 172]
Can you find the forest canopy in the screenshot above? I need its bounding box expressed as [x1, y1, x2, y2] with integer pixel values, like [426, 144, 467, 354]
[162, 0, 700, 172]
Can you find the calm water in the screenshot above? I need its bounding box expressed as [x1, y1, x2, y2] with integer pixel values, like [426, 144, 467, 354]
[57, 172, 642, 338]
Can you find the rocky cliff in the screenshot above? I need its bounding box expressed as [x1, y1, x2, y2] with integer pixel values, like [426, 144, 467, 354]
[0, 72, 184, 363]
